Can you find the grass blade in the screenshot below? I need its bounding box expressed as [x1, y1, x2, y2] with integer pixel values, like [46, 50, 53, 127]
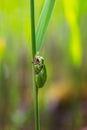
[63, 0, 82, 66]
[36, 0, 56, 52]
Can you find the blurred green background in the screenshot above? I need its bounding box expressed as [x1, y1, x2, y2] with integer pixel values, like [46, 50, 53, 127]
[0, 0, 87, 130]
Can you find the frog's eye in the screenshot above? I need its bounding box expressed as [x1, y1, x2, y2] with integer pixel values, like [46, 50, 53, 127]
[36, 58, 40, 64]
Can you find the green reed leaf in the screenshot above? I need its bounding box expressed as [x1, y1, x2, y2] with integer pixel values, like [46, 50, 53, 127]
[36, 0, 56, 52]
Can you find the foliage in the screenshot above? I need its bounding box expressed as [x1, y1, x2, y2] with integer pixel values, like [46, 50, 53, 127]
[0, 0, 87, 130]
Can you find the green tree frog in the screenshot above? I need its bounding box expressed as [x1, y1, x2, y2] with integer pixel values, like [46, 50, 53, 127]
[32, 54, 47, 88]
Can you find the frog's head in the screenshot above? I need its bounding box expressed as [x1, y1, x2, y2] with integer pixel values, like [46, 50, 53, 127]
[32, 55, 44, 74]
[35, 55, 44, 66]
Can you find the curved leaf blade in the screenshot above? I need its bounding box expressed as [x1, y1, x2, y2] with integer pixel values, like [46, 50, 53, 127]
[36, 0, 56, 52]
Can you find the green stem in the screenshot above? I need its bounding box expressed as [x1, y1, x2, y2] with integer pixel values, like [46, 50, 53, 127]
[30, 0, 36, 58]
[30, 1, 40, 130]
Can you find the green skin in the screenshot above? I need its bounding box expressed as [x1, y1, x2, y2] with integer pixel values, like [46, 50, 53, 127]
[33, 55, 47, 88]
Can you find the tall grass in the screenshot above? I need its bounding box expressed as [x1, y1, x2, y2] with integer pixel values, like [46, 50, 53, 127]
[30, 0, 56, 130]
